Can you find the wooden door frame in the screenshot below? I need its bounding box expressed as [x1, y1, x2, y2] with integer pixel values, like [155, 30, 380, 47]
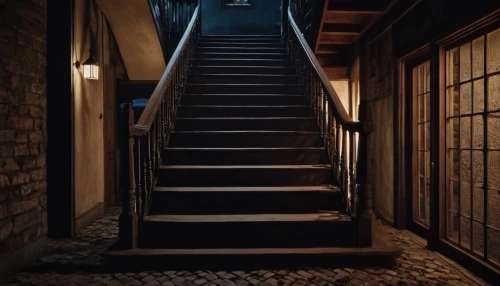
[394, 45, 431, 238]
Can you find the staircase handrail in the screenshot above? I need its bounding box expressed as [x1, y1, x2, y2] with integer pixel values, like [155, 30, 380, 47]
[117, 5, 199, 250]
[288, 8, 360, 131]
[288, 5, 374, 246]
[135, 6, 199, 135]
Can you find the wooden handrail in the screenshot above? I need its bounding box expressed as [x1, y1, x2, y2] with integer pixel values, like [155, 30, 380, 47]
[287, 7, 362, 132]
[134, 6, 199, 135]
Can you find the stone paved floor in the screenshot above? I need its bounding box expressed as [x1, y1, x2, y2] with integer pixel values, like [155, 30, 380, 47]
[6, 208, 488, 286]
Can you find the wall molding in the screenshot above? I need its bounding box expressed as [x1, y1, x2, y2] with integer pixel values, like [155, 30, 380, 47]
[75, 202, 106, 233]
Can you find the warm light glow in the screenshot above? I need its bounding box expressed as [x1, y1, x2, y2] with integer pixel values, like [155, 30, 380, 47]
[83, 63, 98, 80]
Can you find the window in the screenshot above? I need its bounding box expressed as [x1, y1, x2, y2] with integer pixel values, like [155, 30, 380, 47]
[223, 0, 251, 7]
[413, 61, 431, 228]
[445, 27, 500, 267]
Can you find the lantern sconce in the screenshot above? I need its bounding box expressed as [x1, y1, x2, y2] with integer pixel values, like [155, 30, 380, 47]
[75, 49, 99, 80]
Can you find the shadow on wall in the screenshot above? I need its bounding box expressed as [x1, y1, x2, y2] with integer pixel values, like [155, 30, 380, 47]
[201, 0, 282, 35]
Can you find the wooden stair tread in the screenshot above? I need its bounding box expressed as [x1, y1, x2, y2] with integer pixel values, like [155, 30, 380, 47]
[107, 245, 401, 256]
[144, 212, 350, 223]
[154, 186, 340, 192]
[176, 117, 314, 119]
[171, 130, 320, 134]
[178, 105, 308, 107]
[160, 164, 332, 169]
[164, 147, 325, 150]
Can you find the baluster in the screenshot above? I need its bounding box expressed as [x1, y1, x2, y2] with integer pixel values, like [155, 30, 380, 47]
[118, 104, 137, 249]
[340, 126, 350, 211]
[349, 131, 355, 215]
[356, 100, 374, 247]
[322, 93, 327, 139]
[335, 121, 341, 182]
[136, 137, 142, 217]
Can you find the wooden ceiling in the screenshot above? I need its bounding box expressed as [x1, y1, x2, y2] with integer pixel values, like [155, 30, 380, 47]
[315, 0, 391, 79]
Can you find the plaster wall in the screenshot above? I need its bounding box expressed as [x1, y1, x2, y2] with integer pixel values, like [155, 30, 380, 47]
[73, 0, 108, 219]
[96, 0, 165, 80]
[367, 30, 394, 223]
[201, 0, 282, 35]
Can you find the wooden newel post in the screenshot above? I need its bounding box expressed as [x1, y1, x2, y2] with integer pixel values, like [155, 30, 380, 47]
[356, 99, 374, 247]
[118, 104, 138, 249]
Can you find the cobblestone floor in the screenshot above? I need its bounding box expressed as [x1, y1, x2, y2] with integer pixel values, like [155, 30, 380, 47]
[7, 207, 488, 286]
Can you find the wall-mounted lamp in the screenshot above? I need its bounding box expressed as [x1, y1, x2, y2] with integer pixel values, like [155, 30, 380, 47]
[82, 49, 99, 80]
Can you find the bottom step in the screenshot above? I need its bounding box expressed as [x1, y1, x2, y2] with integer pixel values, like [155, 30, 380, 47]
[104, 228, 403, 270]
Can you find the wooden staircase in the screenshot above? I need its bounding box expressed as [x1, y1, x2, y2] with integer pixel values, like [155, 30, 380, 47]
[106, 35, 402, 269]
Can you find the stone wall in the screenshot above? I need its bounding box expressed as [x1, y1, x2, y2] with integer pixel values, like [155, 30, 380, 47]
[366, 30, 395, 223]
[0, 0, 47, 270]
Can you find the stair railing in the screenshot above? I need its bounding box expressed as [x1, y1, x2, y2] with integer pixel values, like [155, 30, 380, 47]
[288, 5, 375, 247]
[149, 0, 198, 61]
[117, 6, 199, 250]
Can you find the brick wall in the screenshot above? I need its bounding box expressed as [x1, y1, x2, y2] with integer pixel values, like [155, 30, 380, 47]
[0, 0, 47, 255]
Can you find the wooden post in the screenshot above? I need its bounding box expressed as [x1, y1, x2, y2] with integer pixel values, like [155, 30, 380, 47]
[117, 104, 138, 249]
[356, 99, 374, 247]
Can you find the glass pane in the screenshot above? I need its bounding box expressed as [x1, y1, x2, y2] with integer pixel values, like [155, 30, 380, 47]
[472, 115, 483, 149]
[449, 212, 460, 242]
[425, 178, 430, 226]
[488, 188, 500, 229]
[425, 93, 430, 121]
[460, 42, 471, 82]
[488, 151, 500, 189]
[473, 36, 485, 78]
[460, 117, 471, 148]
[419, 151, 425, 176]
[461, 150, 471, 216]
[449, 48, 460, 85]
[425, 61, 431, 93]
[488, 228, 500, 266]
[425, 151, 430, 178]
[419, 95, 424, 122]
[487, 28, 500, 74]
[460, 83, 472, 114]
[419, 64, 424, 95]
[488, 112, 500, 149]
[473, 187, 484, 222]
[473, 221, 484, 256]
[474, 79, 485, 113]
[488, 74, 500, 111]
[419, 177, 425, 221]
[451, 149, 459, 179]
[451, 118, 459, 148]
[452, 180, 459, 213]
[425, 122, 430, 151]
[472, 151, 484, 186]
[452, 86, 460, 116]
[461, 217, 471, 249]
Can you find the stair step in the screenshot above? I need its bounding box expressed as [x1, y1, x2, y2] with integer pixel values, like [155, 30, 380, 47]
[194, 52, 289, 59]
[198, 42, 285, 48]
[199, 36, 283, 43]
[177, 105, 310, 117]
[174, 117, 317, 131]
[180, 94, 308, 106]
[181, 94, 308, 105]
[184, 84, 302, 95]
[168, 131, 323, 147]
[196, 47, 287, 54]
[150, 185, 342, 214]
[190, 66, 296, 75]
[163, 147, 329, 165]
[157, 165, 333, 187]
[139, 212, 354, 248]
[188, 74, 298, 84]
[192, 59, 294, 67]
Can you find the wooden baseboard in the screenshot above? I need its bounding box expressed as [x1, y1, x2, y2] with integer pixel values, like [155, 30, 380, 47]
[75, 202, 106, 233]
